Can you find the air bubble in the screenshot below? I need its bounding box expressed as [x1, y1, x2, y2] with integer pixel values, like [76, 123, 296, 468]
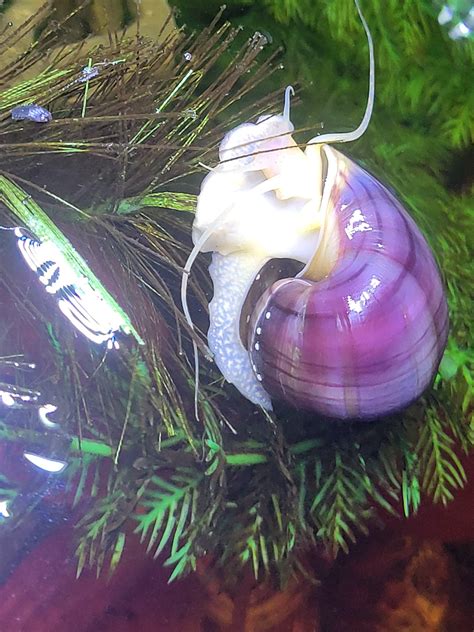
[183, 108, 198, 120]
[250, 31, 268, 47]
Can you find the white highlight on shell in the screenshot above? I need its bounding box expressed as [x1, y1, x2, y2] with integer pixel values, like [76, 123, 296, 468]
[0, 501, 10, 518]
[347, 276, 381, 314]
[344, 208, 372, 240]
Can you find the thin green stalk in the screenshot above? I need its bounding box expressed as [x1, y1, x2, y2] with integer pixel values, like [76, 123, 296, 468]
[81, 58, 93, 119]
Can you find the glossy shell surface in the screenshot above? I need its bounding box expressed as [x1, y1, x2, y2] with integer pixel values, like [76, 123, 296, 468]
[248, 147, 449, 419]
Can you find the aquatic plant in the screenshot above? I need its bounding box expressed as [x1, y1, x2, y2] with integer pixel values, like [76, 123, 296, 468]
[0, 1, 471, 585]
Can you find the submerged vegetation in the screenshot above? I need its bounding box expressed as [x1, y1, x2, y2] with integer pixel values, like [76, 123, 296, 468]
[0, 0, 472, 584]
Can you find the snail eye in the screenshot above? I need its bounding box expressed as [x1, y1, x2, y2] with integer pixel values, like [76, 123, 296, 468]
[14, 229, 120, 348]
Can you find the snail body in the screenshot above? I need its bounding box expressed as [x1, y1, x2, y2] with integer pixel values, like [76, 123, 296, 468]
[182, 1, 448, 420]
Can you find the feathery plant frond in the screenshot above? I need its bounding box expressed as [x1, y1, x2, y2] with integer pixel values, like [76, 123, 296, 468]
[75, 482, 132, 579]
[418, 406, 467, 505]
[309, 448, 372, 554]
[134, 469, 202, 578]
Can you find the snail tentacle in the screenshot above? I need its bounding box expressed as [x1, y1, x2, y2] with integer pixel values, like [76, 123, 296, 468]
[307, 0, 374, 146]
[283, 85, 295, 121]
[181, 213, 225, 421]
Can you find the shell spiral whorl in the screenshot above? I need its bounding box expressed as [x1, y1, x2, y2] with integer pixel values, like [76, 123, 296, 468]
[248, 147, 448, 419]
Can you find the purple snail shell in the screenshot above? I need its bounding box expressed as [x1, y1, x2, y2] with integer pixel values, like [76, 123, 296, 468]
[247, 148, 449, 419]
[183, 0, 449, 422]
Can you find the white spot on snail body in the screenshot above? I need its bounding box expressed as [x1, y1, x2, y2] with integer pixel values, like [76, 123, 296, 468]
[449, 21, 471, 39]
[254, 342, 260, 351]
[438, 5, 454, 25]
[256, 327, 262, 335]
[207, 252, 272, 409]
[265, 311, 271, 320]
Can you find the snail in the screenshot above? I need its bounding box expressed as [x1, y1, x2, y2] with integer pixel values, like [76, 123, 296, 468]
[182, 0, 449, 420]
[14, 228, 124, 349]
[11, 104, 52, 123]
